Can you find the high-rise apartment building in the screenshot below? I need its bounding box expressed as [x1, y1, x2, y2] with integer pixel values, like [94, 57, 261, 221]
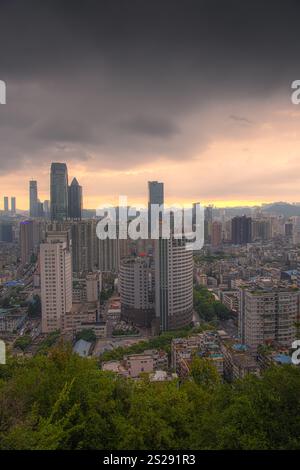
[0, 222, 13, 243]
[46, 219, 96, 273]
[50, 163, 68, 221]
[211, 221, 222, 247]
[154, 237, 193, 331]
[231, 215, 252, 245]
[29, 180, 38, 217]
[98, 237, 120, 272]
[119, 256, 155, 327]
[20, 220, 35, 265]
[11, 197, 16, 215]
[285, 222, 293, 238]
[68, 177, 82, 219]
[252, 219, 272, 241]
[204, 205, 213, 244]
[241, 288, 299, 349]
[71, 220, 96, 273]
[40, 231, 72, 333]
[19, 220, 44, 265]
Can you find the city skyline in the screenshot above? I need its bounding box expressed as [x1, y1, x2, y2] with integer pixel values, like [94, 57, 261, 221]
[4, 161, 300, 211]
[1, 0, 300, 456]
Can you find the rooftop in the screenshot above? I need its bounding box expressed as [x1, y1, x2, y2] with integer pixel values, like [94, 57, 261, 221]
[73, 339, 92, 357]
[274, 354, 292, 365]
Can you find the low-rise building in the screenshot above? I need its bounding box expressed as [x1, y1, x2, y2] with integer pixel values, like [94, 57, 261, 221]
[257, 343, 294, 369]
[62, 301, 98, 333]
[73, 339, 92, 357]
[0, 307, 27, 332]
[171, 331, 224, 378]
[102, 360, 129, 377]
[102, 348, 168, 379]
[220, 337, 260, 381]
[124, 353, 154, 378]
[149, 370, 178, 382]
[107, 297, 121, 322]
[80, 321, 107, 338]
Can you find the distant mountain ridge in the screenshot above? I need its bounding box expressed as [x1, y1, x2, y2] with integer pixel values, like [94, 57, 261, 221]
[261, 202, 300, 216]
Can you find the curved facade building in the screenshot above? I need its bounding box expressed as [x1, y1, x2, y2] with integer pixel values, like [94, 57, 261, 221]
[155, 237, 193, 331]
[119, 256, 155, 327]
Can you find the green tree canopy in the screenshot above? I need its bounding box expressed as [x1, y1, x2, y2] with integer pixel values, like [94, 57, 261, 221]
[0, 346, 300, 450]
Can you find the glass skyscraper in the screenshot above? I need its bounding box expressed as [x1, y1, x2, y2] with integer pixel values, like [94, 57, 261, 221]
[50, 163, 68, 220]
[148, 180, 164, 206]
[148, 180, 164, 236]
[68, 177, 82, 219]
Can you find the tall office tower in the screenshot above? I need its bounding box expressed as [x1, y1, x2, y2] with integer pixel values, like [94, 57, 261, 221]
[71, 220, 96, 273]
[119, 256, 155, 327]
[3, 196, 9, 212]
[40, 231, 72, 333]
[154, 237, 193, 332]
[204, 205, 213, 243]
[211, 221, 222, 248]
[29, 180, 38, 217]
[231, 215, 252, 245]
[11, 197, 16, 215]
[0, 222, 13, 242]
[241, 289, 298, 349]
[68, 177, 82, 219]
[43, 200, 50, 218]
[98, 237, 120, 272]
[50, 162, 68, 221]
[148, 180, 164, 235]
[148, 180, 164, 205]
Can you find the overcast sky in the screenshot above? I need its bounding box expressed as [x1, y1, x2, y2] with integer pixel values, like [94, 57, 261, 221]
[1, 0, 300, 209]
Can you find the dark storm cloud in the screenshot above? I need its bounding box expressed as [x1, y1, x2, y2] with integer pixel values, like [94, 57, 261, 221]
[119, 116, 179, 138]
[33, 118, 94, 143]
[0, 0, 300, 173]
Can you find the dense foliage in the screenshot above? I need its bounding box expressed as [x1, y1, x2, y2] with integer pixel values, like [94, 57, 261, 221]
[75, 329, 96, 343]
[14, 335, 32, 351]
[194, 285, 231, 322]
[0, 346, 300, 450]
[36, 330, 61, 355]
[100, 288, 114, 304]
[100, 326, 207, 363]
